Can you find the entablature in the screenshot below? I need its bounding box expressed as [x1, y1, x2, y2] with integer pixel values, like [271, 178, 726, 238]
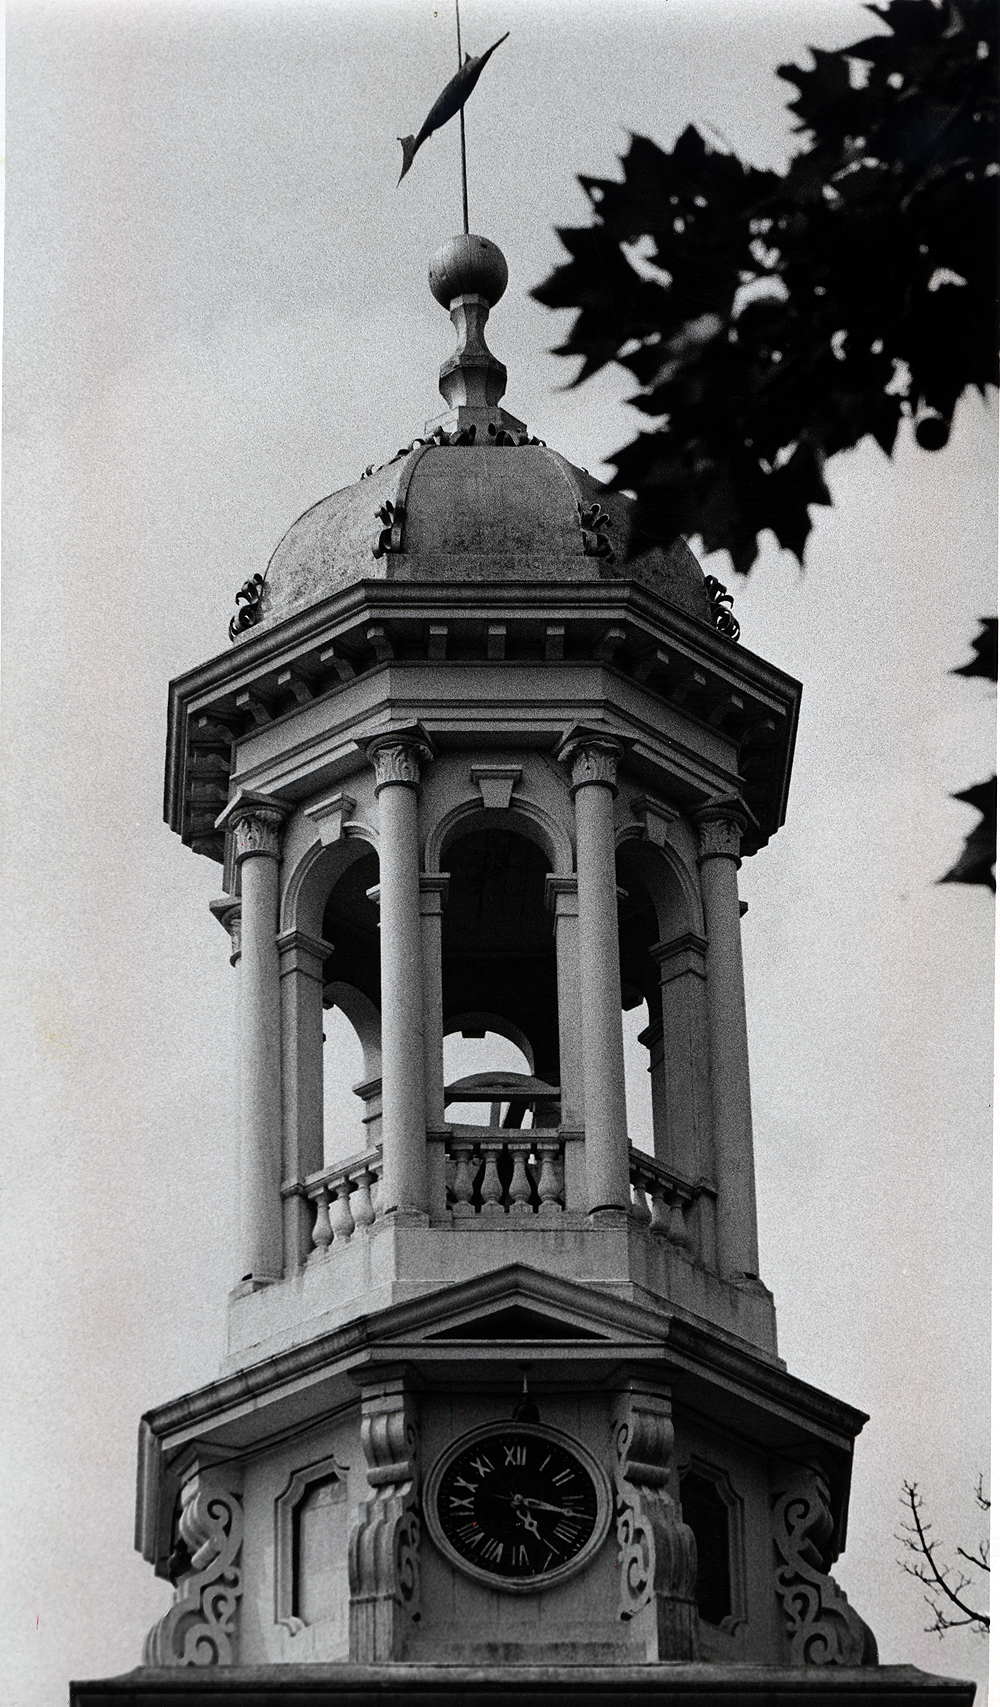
[165, 581, 800, 864]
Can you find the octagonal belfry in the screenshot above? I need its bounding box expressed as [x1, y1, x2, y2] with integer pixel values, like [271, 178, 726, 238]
[71, 237, 973, 1706]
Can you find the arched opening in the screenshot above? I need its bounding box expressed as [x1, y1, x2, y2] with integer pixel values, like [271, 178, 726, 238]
[321, 1006, 366, 1163]
[616, 843, 662, 1161]
[320, 847, 381, 1163]
[440, 826, 560, 1101]
[443, 1024, 536, 1126]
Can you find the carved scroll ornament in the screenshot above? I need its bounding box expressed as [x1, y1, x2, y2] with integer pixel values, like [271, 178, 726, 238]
[612, 1390, 698, 1660]
[347, 1391, 421, 1662]
[372, 501, 405, 559]
[228, 574, 264, 642]
[772, 1465, 878, 1667]
[143, 1472, 243, 1667]
[579, 501, 615, 562]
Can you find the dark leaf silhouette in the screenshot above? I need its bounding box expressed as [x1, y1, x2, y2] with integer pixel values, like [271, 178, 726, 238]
[534, 0, 998, 888]
[532, 0, 998, 574]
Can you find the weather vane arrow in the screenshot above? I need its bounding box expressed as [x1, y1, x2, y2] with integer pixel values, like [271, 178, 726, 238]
[397, 9, 508, 231]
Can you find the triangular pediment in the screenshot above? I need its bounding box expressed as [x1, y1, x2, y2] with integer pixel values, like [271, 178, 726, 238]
[367, 1264, 670, 1350]
[426, 1304, 607, 1342]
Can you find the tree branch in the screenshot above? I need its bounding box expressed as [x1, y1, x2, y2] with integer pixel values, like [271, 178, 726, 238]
[896, 1480, 990, 1636]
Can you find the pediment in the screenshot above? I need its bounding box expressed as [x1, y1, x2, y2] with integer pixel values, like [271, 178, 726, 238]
[426, 1305, 606, 1343]
[366, 1264, 670, 1350]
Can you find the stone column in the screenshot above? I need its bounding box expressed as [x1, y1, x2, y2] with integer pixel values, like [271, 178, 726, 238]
[278, 930, 333, 1269]
[368, 734, 433, 1219]
[544, 874, 586, 1210]
[696, 802, 759, 1279]
[224, 799, 288, 1284]
[562, 735, 631, 1215]
[648, 933, 711, 1181]
[420, 874, 449, 1221]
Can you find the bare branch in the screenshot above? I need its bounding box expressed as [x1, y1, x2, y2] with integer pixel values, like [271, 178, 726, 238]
[896, 1480, 990, 1637]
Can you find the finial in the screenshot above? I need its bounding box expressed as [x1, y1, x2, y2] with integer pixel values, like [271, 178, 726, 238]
[429, 234, 526, 435]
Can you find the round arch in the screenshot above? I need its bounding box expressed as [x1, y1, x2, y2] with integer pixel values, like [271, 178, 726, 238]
[323, 980, 382, 1082]
[281, 825, 378, 938]
[426, 797, 573, 876]
[615, 827, 704, 942]
[443, 1010, 535, 1075]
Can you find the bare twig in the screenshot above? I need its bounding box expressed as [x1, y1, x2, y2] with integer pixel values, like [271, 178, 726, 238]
[896, 1480, 990, 1637]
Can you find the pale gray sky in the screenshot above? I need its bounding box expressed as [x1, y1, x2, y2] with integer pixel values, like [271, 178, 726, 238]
[2, 2, 993, 1702]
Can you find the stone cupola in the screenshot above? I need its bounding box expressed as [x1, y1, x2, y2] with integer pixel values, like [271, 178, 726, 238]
[74, 233, 958, 1705]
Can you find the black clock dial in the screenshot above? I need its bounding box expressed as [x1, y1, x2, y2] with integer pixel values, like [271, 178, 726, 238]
[427, 1423, 611, 1589]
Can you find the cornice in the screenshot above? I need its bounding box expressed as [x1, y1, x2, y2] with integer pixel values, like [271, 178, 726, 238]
[164, 580, 801, 863]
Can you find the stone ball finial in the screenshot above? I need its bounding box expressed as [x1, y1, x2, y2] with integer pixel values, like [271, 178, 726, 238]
[429, 234, 508, 309]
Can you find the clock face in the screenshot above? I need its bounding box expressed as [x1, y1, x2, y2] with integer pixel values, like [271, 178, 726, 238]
[425, 1422, 612, 1592]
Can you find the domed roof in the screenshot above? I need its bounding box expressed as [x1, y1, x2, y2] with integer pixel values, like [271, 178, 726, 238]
[237, 235, 713, 640]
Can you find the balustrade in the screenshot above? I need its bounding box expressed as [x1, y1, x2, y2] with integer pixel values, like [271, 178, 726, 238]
[435, 1131, 565, 1218]
[628, 1148, 713, 1253]
[289, 1150, 383, 1257]
[288, 1139, 713, 1253]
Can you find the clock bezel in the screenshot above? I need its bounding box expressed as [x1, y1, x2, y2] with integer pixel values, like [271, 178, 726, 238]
[424, 1419, 613, 1593]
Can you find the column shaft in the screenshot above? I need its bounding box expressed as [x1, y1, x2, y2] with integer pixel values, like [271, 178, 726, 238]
[371, 738, 431, 1217]
[698, 812, 759, 1278]
[545, 875, 585, 1209]
[236, 829, 285, 1281]
[566, 740, 631, 1213]
[278, 932, 330, 1268]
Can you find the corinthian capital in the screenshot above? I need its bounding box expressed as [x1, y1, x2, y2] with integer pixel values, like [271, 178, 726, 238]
[215, 790, 288, 862]
[367, 729, 434, 793]
[560, 732, 625, 796]
[695, 797, 754, 864]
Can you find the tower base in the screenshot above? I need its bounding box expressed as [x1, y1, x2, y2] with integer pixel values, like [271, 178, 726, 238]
[70, 1663, 975, 1707]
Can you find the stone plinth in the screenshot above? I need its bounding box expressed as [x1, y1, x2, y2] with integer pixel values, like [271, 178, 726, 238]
[70, 1662, 975, 1707]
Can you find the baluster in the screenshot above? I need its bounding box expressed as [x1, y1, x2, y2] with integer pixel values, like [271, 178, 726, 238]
[536, 1144, 563, 1216]
[630, 1175, 652, 1226]
[648, 1182, 671, 1233]
[451, 1144, 476, 1219]
[352, 1169, 376, 1230]
[330, 1178, 355, 1241]
[369, 1170, 383, 1217]
[311, 1186, 333, 1256]
[480, 1143, 504, 1216]
[508, 1145, 533, 1215]
[668, 1190, 689, 1247]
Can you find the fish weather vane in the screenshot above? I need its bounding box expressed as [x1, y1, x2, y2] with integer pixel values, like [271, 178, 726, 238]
[397, 2, 508, 233]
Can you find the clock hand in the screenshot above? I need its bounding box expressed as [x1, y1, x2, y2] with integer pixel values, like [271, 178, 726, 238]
[515, 1507, 541, 1538]
[511, 1494, 581, 1518]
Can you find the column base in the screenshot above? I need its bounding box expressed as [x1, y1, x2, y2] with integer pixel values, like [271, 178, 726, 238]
[230, 1274, 282, 1299]
[588, 1206, 631, 1228]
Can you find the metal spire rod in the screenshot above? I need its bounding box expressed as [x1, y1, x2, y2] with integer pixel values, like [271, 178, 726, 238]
[456, 0, 470, 233]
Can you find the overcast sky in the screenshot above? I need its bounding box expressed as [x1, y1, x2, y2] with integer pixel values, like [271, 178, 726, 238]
[2, 2, 994, 1702]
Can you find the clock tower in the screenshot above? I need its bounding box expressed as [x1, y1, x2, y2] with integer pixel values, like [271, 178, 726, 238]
[72, 237, 973, 1705]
